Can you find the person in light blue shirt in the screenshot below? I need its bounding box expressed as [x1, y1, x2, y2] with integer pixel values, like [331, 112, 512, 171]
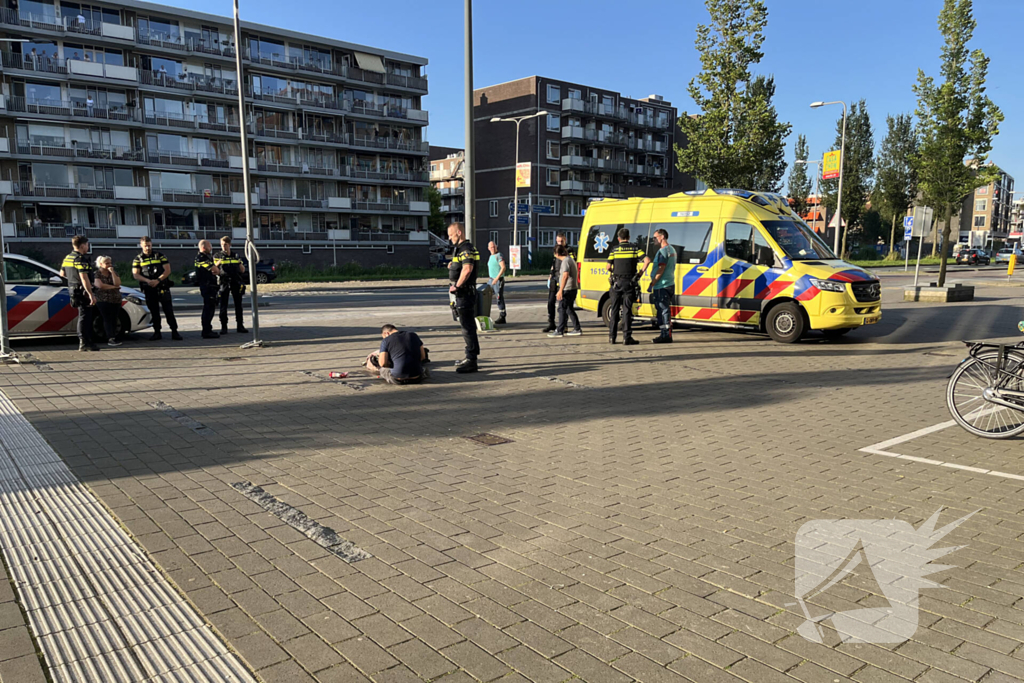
[487, 241, 507, 324]
[649, 228, 676, 343]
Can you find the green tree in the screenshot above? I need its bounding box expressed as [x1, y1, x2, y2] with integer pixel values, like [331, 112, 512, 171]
[820, 100, 874, 257]
[426, 186, 445, 237]
[913, 0, 1002, 287]
[787, 133, 812, 217]
[874, 114, 918, 259]
[675, 0, 791, 191]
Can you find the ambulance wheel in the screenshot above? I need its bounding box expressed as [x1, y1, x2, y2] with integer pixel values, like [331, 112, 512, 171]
[600, 299, 623, 331]
[766, 302, 805, 343]
[822, 328, 853, 340]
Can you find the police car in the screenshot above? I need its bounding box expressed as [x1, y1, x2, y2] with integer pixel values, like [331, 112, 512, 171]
[4, 253, 151, 340]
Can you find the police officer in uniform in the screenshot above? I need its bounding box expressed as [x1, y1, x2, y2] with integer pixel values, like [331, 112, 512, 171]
[214, 236, 247, 335]
[447, 222, 479, 374]
[606, 227, 650, 346]
[132, 236, 182, 341]
[543, 232, 570, 332]
[194, 239, 221, 338]
[62, 234, 98, 352]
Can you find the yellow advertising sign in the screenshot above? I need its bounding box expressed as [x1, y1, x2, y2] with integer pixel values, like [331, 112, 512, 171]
[515, 162, 531, 188]
[822, 150, 841, 180]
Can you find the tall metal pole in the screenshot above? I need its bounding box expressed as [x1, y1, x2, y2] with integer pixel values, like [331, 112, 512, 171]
[512, 118, 520, 275]
[0, 194, 14, 363]
[835, 103, 847, 256]
[463, 0, 475, 245]
[233, 0, 261, 347]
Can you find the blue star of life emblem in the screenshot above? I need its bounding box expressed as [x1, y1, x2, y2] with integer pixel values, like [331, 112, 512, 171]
[594, 232, 610, 253]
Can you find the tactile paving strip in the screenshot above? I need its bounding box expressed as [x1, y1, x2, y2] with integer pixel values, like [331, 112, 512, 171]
[0, 389, 255, 683]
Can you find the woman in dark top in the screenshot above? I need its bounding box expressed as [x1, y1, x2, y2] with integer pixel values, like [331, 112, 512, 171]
[93, 256, 123, 347]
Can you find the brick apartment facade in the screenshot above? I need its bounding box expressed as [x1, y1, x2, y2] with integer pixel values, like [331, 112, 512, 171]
[471, 76, 694, 256]
[428, 144, 463, 226]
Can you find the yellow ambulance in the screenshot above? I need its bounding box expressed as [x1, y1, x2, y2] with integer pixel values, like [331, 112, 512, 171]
[576, 188, 882, 343]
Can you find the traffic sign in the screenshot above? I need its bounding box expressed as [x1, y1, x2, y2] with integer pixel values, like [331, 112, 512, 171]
[903, 216, 914, 229]
[531, 205, 554, 214]
[508, 201, 529, 213]
[507, 214, 528, 225]
[904, 226, 913, 241]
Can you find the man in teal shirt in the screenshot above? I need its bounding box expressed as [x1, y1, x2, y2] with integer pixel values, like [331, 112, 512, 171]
[649, 228, 676, 343]
[487, 241, 507, 324]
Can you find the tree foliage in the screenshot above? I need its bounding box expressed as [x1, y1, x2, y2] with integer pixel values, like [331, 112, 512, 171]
[913, 0, 1002, 286]
[675, 0, 791, 192]
[426, 186, 445, 237]
[787, 134, 812, 217]
[820, 100, 874, 256]
[874, 114, 918, 255]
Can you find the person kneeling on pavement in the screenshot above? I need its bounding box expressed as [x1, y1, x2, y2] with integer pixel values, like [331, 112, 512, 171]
[364, 324, 428, 385]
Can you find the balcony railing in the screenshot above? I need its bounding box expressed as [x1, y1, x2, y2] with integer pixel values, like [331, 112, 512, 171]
[151, 190, 233, 204]
[15, 222, 119, 239]
[11, 182, 118, 199]
[136, 31, 236, 58]
[353, 201, 411, 212]
[6, 96, 137, 122]
[142, 112, 241, 134]
[561, 155, 627, 172]
[146, 151, 231, 168]
[0, 8, 64, 32]
[140, 71, 238, 96]
[14, 141, 144, 161]
[259, 196, 327, 209]
[1, 51, 67, 74]
[350, 136, 428, 154]
[240, 48, 426, 92]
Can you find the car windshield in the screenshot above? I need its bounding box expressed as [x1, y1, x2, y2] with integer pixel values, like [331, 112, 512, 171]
[760, 219, 837, 260]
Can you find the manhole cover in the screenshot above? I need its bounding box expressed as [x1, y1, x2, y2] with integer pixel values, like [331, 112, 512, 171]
[223, 357, 247, 362]
[465, 433, 513, 446]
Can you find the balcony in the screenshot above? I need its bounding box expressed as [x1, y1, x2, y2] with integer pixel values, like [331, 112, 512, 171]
[139, 71, 238, 96]
[0, 8, 67, 32]
[349, 136, 428, 154]
[560, 98, 625, 120]
[151, 190, 233, 205]
[13, 140, 144, 161]
[11, 182, 116, 199]
[13, 222, 128, 239]
[561, 155, 627, 172]
[146, 151, 231, 169]
[259, 196, 328, 209]
[66, 59, 138, 83]
[560, 127, 625, 145]
[241, 49, 426, 93]
[6, 96, 138, 122]
[142, 112, 241, 134]
[560, 180, 584, 193]
[136, 31, 236, 59]
[438, 186, 465, 196]
[583, 181, 626, 198]
[1, 51, 67, 74]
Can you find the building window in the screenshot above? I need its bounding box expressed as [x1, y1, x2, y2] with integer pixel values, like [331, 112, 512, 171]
[489, 230, 499, 246]
[546, 114, 559, 132]
[539, 230, 555, 247]
[546, 84, 560, 104]
[974, 215, 986, 227]
[430, 163, 436, 171]
[568, 88, 581, 100]
[975, 199, 987, 212]
[538, 197, 558, 213]
[564, 199, 583, 216]
[976, 186, 989, 195]
[547, 169, 559, 187]
[546, 140, 559, 160]
[489, 200, 498, 217]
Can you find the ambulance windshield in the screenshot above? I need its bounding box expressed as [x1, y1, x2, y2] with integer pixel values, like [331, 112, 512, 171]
[761, 219, 837, 261]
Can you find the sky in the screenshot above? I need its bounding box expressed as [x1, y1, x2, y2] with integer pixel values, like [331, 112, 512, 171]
[169, 0, 1024, 188]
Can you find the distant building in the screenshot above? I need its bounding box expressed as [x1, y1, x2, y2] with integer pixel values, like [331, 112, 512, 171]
[472, 76, 695, 253]
[953, 165, 1015, 248]
[429, 146, 464, 226]
[1011, 197, 1024, 244]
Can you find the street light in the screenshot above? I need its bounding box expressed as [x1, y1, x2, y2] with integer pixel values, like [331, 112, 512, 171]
[490, 110, 550, 274]
[1, 39, 30, 363]
[232, 0, 262, 348]
[810, 100, 847, 256]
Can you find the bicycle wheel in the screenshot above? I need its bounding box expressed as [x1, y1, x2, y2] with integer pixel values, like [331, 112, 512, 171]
[947, 350, 1024, 439]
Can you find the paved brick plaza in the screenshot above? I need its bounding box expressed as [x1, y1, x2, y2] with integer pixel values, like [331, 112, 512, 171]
[1, 281, 1022, 682]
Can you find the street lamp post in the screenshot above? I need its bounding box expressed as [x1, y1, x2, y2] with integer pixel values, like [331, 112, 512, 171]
[490, 111, 549, 275]
[232, 0, 261, 348]
[810, 100, 847, 256]
[1, 39, 29, 363]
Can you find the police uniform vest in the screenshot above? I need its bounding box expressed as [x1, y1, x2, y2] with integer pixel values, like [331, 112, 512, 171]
[549, 247, 576, 278]
[194, 252, 217, 287]
[214, 249, 243, 285]
[449, 240, 479, 294]
[607, 242, 646, 279]
[132, 250, 169, 289]
[61, 251, 93, 290]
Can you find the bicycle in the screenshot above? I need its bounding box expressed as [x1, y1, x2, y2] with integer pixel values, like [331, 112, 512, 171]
[947, 341, 1024, 438]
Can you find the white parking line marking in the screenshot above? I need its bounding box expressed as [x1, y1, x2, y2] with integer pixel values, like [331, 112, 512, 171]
[0, 389, 256, 682]
[860, 420, 1024, 482]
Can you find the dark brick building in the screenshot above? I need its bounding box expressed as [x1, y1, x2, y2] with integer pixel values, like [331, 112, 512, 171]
[472, 76, 695, 255]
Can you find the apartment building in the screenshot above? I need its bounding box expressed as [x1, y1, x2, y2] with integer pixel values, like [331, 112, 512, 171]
[473, 76, 694, 252]
[428, 145, 464, 226]
[956, 165, 1015, 248]
[0, 0, 431, 267]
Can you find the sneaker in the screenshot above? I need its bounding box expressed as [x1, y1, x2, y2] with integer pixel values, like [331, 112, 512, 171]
[149, 332, 162, 341]
[608, 337, 617, 345]
[220, 326, 229, 335]
[455, 359, 478, 374]
[171, 331, 183, 340]
[566, 330, 583, 337]
[78, 343, 91, 352]
[237, 325, 248, 333]
[652, 336, 673, 344]
[202, 331, 220, 339]
[547, 332, 564, 338]
[495, 317, 507, 325]
[107, 339, 122, 347]
[623, 338, 639, 346]
[542, 323, 555, 333]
